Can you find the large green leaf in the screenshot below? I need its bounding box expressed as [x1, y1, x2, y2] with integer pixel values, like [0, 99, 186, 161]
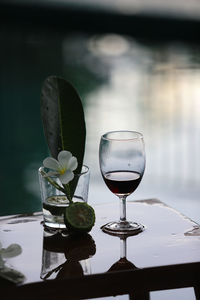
[41, 76, 86, 197]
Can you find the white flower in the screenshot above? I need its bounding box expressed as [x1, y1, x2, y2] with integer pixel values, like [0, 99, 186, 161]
[43, 150, 78, 184]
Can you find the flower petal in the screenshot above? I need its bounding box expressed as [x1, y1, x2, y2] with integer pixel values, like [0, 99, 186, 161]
[58, 151, 72, 169]
[68, 156, 78, 171]
[43, 157, 59, 171]
[45, 171, 59, 177]
[59, 170, 74, 184]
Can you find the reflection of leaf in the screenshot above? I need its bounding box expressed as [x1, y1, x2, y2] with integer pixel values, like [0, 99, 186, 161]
[0, 244, 22, 259]
[56, 261, 83, 279]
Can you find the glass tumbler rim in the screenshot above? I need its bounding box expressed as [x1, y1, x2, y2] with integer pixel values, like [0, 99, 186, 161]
[101, 130, 144, 141]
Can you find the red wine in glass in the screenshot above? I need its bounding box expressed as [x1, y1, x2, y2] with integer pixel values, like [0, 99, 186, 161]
[103, 171, 141, 196]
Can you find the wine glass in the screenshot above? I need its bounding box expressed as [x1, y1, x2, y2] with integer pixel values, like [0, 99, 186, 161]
[99, 130, 145, 236]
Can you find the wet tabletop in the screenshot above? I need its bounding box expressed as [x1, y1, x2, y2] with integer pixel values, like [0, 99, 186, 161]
[0, 199, 200, 284]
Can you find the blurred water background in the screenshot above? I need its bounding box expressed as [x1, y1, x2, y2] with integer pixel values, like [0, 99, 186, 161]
[1, 28, 200, 224]
[1, 2, 200, 299]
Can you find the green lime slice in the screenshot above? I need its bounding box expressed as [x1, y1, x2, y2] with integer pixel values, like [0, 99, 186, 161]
[64, 202, 95, 233]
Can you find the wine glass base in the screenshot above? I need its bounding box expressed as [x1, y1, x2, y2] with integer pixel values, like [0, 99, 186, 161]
[101, 221, 145, 237]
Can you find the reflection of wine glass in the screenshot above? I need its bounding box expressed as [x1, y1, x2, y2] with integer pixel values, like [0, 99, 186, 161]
[99, 131, 145, 236]
[108, 237, 137, 272]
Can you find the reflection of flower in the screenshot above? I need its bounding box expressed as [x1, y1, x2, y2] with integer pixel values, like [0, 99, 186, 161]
[43, 150, 78, 184]
[0, 242, 22, 268]
[0, 242, 25, 284]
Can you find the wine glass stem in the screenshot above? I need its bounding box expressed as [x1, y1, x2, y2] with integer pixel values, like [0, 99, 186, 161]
[120, 238, 127, 258]
[119, 196, 127, 222]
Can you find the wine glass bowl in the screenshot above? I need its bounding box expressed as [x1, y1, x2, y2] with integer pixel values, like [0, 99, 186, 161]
[99, 130, 145, 236]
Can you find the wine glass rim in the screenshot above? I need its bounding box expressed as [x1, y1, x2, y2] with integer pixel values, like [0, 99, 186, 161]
[101, 130, 144, 141]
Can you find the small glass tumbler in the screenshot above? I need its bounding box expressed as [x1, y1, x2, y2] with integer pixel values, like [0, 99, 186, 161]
[38, 165, 90, 229]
